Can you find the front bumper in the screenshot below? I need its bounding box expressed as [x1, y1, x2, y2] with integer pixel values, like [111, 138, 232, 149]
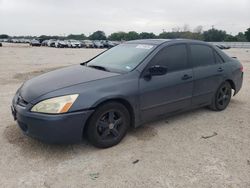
[11, 103, 94, 144]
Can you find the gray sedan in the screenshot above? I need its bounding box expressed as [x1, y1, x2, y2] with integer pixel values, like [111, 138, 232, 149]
[11, 39, 243, 148]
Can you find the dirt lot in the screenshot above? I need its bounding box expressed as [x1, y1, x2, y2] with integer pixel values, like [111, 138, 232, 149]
[0, 43, 249, 188]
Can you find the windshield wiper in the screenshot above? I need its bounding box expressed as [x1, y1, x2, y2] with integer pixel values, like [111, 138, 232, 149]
[88, 65, 110, 72]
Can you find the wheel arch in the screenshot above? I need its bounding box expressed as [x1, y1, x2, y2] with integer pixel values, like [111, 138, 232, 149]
[83, 98, 136, 137]
[225, 79, 236, 95]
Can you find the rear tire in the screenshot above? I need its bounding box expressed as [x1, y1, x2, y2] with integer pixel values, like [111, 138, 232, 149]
[209, 82, 232, 111]
[86, 102, 130, 148]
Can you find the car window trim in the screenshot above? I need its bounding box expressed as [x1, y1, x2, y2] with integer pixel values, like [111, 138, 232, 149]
[141, 43, 190, 76]
[213, 49, 225, 64]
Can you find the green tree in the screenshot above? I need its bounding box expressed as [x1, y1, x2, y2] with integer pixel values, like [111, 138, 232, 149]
[158, 32, 179, 39]
[0, 34, 9, 39]
[203, 28, 227, 42]
[39, 35, 64, 40]
[139, 32, 156, 39]
[181, 31, 203, 40]
[108, 32, 127, 41]
[245, 28, 250, 42]
[225, 34, 237, 42]
[235, 32, 247, 42]
[89, 31, 106, 40]
[158, 31, 203, 40]
[125, 31, 139, 40]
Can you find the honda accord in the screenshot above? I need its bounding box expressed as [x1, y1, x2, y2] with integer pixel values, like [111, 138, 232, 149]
[11, 39, 243, 148]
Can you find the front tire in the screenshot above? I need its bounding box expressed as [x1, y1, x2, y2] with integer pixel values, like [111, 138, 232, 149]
[209, 81, 232, 111]
[86, 102, 130, 148]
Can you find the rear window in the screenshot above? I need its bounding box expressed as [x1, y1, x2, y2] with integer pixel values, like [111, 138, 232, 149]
[215, 47, 231, 62]
[190, 45, 215, 67]
[214, 51, 224, 63]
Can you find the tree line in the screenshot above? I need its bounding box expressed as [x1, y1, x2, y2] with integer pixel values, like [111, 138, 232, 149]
[1, 27, 250, 42]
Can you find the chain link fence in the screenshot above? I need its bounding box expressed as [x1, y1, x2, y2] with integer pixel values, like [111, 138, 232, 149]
[209, 42, 250, 48]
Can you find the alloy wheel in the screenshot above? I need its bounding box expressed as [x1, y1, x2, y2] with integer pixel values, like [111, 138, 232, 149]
[96, 111, 123, 141]
[216, 83, 231, 109]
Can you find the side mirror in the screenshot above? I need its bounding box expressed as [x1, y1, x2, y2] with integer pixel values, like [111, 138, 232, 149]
[144, 65, 167, 80]
[80, 61, 90, 66]
[148, 65, 167, 76]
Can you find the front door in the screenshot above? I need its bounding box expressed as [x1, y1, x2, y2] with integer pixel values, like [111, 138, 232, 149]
[139, 44, 194, 123]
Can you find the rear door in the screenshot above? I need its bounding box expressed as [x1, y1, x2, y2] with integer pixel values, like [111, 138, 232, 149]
[139, 44, 194, 122]
[189, 44, 226, 107]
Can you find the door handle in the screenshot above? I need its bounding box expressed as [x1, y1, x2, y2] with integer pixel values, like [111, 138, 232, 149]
[182, 74, 192, 80]
[217, 67, 224, 72]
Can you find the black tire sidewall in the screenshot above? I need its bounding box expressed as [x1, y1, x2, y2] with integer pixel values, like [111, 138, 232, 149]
[86, 102, 130, 148]
[215, 82, 232, 111]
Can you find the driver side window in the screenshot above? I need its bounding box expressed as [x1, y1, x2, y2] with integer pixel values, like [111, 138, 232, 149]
[151, 44, 188, 72]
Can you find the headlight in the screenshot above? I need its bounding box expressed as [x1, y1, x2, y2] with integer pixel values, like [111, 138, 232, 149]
[31, 94, 79, 114]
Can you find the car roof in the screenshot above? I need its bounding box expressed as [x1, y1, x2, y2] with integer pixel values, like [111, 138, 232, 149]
[125, 39, 210, 46]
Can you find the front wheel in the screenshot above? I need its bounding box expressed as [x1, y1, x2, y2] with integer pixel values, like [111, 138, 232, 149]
[209, 82, 232, 111]
[86, 102, 130, 148]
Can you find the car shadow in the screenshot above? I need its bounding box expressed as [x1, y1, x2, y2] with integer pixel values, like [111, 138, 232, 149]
[3, 124, 98, 162]
[3, 103, 235, 161]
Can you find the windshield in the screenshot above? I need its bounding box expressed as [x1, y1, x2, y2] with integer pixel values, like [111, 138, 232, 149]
[87, 43, 155, 73]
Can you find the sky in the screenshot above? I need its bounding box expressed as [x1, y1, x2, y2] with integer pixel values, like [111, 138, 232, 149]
[0, 0, 249, 36]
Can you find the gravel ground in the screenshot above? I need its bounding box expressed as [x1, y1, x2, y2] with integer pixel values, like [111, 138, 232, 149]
[0, 43, 249, 188]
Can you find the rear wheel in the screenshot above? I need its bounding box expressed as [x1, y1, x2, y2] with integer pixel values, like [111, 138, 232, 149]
[86, 102, 130, 148]
[209, 82, 232, 111]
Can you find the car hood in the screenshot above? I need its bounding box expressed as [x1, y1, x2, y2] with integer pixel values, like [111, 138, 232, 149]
[20, 65, 119, 102]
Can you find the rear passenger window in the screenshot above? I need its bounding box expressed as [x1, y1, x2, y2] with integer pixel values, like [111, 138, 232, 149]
[214, 51, 224, 63]
[151, 44, 188, 72]
[190, 45, 215, 67]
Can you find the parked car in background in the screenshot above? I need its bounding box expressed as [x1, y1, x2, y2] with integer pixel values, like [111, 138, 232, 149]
[67, 40, 82, 48]
[93, 40, 104, 48]
[11, 39, 20, 43]
[215, 44, 231, 50]
[47, 39, 56, 47]
[100, 40, 108, 48]
[5, 39, 11, 42]
[112, 41, 122, 46]
[25, 39, 31, 43]
[41, 40, 49, 46]
[11, 39, 243, 148]
[83, 40, 94, 48]
[18, 39, 23, 43]
[215, 44, 225, 49]
[55, 40, 68, 48]
[30, 39, 41, 47]
[223, 45, 230, 49]
[106, 41, 116, 48]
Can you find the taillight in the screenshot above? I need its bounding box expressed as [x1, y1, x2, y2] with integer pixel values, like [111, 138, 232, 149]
[240, 65, 243, 72]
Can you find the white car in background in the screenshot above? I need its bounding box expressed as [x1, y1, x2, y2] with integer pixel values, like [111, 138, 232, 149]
[82, 40, 94, 48]
[93, 40, 104, 48]
[55, 40, 68, 48]
[47, 39, 56, 47]
[11, 39, 20, 43]
[67, 40, 82, 48]
[30, 39, 41, 46]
